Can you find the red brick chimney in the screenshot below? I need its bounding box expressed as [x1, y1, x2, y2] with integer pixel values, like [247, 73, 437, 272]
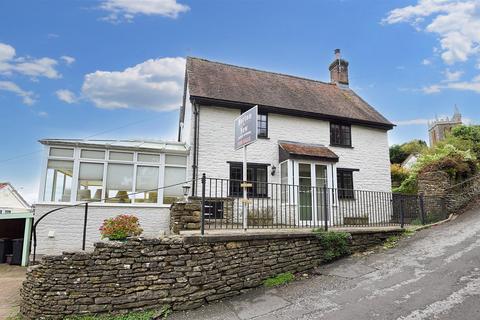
[329, 49, 349, 86]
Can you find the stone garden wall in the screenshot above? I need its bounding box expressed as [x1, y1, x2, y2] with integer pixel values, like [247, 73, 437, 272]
[20, 229, 402, 319]
[418, 171, 480, 214]
[170, 201, 201, 234]
[444, 174, 480, 213]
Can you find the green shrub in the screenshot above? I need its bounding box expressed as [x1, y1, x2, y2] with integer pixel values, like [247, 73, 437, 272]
[394, 144, 477, 194]
[263, 272, 295, 287]
[391, 164, 410, 187]
[99, 214, 143, 240]
[313, 230, 351, 262]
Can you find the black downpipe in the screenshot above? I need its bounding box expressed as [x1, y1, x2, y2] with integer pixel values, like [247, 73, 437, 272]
[191, 103, 200, 196]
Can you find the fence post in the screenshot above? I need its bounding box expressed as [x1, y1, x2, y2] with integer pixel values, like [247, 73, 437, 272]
[419, 193, 426, 225]
[201, 173, 206, 236]
[82, 203, 88, 251]
[400, 197, 405, 229]
[323, 184, 328, 232]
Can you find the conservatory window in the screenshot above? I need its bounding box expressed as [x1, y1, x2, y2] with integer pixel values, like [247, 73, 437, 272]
[44, 160, 74, 202]
[49, 147, 74, 158]
[105, 163, 134, 203]
[138, 153, 160, 163]
[165, 155, 187, 166]
[163, 166, 187, 204]
[77, 163, 104, 201]
[109, 151, 133, 161]
[81, 149, 105, 160]
[135, 166, 159, 203]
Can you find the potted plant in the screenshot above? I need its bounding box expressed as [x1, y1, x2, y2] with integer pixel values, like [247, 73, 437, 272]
[100, 214, 143, 241]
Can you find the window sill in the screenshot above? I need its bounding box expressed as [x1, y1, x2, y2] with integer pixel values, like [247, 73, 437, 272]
[258, 136, 270, 140]
[329, 144, 354, 149]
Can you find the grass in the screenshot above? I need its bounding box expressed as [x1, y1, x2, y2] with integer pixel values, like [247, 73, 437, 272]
[263, 272, 295, 287]
[65, 305, 171, 320]
[383, 235, 400, 249]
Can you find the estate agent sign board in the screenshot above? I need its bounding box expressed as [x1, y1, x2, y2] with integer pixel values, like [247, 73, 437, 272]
[234, 105, 258, 230]
[234, 106, 258, 150]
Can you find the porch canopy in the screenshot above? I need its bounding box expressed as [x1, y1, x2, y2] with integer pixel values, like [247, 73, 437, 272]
[279, 141, 339, 162]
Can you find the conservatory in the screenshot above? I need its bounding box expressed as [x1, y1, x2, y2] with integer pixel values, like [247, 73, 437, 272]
[34, 139, 189, 255]
[38, 139, 189, 205]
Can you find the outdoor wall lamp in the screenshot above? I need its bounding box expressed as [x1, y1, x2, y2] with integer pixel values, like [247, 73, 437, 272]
[182, 184, 191, 201]
[271, 165, 276, 176]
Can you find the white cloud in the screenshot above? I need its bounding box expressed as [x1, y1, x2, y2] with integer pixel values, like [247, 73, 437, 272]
[81, 57, 185, 111]
[14, 57, 60, 79]
[395, 118, 433, 126]
[383, 1, 480, 65]
[38, 111, 48, 117]
[395, 115, 474, 126]
[443, 68, 464, 81]
[55, 89, 78, 104]
[0, 42, 61, 79]
[423, 76, 480, 94]
[422, 58, 432, 65]
[0, 43, 16, 62]
[100, 0, 189, 23]
[60, 55, 75, 65]
[422, 84, 442, 93]
[0, 81, 36, 105]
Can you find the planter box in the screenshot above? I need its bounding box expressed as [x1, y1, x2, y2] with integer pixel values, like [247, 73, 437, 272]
[343, 217, 369, 225]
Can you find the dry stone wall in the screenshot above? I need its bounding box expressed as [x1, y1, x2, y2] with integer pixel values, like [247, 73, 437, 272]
[418, 171, 480, 214]
[21, 230, 402, 320]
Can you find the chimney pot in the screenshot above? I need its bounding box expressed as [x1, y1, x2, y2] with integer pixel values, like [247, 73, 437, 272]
[329, 49, 349, 86]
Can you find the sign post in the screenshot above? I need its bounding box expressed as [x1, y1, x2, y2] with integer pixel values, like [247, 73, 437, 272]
[234, 105, 258, 230]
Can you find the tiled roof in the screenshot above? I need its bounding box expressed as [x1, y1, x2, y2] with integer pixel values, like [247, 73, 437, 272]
[186, 57, 394, 129]
[279, 141, 339, 162]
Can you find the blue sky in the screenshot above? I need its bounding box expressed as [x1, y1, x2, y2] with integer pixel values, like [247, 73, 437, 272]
[1, 0, 479, 202]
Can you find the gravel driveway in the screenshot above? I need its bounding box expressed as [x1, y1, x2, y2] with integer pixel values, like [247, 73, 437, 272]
[0, 264, 26, 319]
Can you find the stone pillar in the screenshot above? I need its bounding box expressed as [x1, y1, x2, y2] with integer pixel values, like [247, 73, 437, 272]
[170, 200, 201, 234]
[417, 171, 451, 196]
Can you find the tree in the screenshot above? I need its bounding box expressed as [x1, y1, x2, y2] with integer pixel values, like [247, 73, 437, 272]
[389, 144, 408, 164]
[401, 139, 427, 155]
[389, 139, 427, 164]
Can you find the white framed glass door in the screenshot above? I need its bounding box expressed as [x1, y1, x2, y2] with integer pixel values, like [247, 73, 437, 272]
[295, 162, 330, 225]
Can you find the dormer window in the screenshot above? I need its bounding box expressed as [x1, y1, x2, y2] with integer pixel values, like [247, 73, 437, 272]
[330, 122, 351, 147]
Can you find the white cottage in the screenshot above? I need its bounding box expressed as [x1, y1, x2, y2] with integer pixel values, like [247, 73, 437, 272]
[178, 51, 395, 226]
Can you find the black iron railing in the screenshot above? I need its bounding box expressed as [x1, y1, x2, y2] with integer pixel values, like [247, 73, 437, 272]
[198, 175, 447, 234]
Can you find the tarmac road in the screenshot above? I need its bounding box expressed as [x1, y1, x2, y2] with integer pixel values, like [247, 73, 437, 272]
[171, 205, 480, 320]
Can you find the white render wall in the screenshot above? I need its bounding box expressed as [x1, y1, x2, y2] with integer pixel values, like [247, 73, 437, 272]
[34, 204, 170, 255]
[194, 105, 392, 192]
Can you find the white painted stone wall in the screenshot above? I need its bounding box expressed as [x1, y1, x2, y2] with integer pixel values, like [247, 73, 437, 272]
[194, 105, 392, 192]
[33, 204, 170, 255]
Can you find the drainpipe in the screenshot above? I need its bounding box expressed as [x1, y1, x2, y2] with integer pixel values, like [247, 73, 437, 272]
[191, 103, 200, 196]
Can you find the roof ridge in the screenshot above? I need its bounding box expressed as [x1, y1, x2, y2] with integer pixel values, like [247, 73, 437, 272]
[187, 56, 335, 87]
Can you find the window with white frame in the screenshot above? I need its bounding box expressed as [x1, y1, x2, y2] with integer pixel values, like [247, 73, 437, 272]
[163, 155, 187, 204]
[42, 146, 187, 205]
[44, 157, 74, 203]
